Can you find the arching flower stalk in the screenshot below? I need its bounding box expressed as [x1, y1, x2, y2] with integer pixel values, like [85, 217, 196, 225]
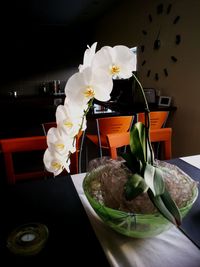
[43, 43, 135, 175]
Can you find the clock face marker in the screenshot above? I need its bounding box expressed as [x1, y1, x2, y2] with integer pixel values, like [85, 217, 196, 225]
[141, 45, 145, 52]
[164, 68, 168, 76]
[147, 70, 151, 77]
[142, 30, 147, 35]
[175, 34, 181, 45]
[157, 4, 163, 14]
[173, 16, 180, 24]
[153, 39, 161, 50]
[155, 73, 159, 81]
[171, 56, 178, 62]
[167, 4, 172, 14]
[142, 60, 146, 66]
[148, 14, 152, 22]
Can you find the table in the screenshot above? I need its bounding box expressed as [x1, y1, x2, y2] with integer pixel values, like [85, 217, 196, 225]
[71, 157, 200, 267]
[0, 175, 110, 266]
[167, 156, 200, 248]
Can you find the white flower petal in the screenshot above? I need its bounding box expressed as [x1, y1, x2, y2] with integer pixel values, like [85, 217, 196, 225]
[92, 45, 136, 79]
[65, 72, 88, 106]
[92, 46, 113, 76]
[56, 105, 82, 137]
[92, 70, 113, 101]
[43, 149, 68, 176]
[46, 126, 75, 155]
[79, 42, 98, 72]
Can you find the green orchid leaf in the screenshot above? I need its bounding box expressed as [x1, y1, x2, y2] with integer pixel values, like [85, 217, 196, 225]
[148, 189, 177, 225]
[136, 122, 146, 154]
[144, 163, 156, 195]
[146, 137, 153, 164]
[144, 164, 165, 196]
[161, 189, 182, 226]
[148, 188, 182, 226]
[154, 166, 165, 196]
[130, 122, 153, 165]
[122, 152, 141, 173]
[124, 173, 148, 200]
[130, 122, 146, 164]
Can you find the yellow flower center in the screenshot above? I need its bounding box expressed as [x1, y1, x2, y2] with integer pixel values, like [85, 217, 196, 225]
[110, 64, 120, 75]
[84, 86, 95, 98]
[51, 161, 61, 170]
[55, 143, 65, 151]
[64, 121, 73, 128]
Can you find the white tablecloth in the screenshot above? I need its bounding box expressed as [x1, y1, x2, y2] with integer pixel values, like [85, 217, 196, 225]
[180, 154, 200, 170]
[71, 173, 200, 267]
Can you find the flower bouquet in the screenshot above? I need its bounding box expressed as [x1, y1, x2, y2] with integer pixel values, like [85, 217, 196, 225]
[43, 42, 198, 238]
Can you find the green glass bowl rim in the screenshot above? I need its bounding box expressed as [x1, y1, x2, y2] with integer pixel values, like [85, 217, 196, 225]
[83, 165, 199, 218]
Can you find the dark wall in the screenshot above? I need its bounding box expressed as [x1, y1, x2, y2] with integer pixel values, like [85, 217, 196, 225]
[0, 1, 97, 89]
[1, 23, 94, 83]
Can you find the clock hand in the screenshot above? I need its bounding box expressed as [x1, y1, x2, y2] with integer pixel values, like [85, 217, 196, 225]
[156, 29, 161, 40]
[154, 29, 161, 50]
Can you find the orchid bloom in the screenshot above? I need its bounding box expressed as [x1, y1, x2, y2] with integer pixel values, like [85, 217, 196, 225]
[43, 148, 70, 176]
[65, 67, 113, 103]
[56, 104, 85, 138]
[44, 42, 136, 175]
[78, 42, 97, 72]
[64, 98, 87, 131]
[92, 45, 136, 79]
[44, 127, 74, 175]
[46, 127, 76, 155]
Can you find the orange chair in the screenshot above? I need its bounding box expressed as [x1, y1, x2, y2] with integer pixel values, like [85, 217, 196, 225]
[137, 111, 168, 129]
[0, 136, 49, 184]
[150, 128, 172, 159]
[106, 127, 172, 160]
[86, 116, 134, 157]
[42, 121, 84, 174]
[137, 111, 171, 158]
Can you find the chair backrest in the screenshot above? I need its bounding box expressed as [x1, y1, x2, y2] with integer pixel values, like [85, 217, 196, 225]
[137, 111, 168, 129]
[106, 127, 172, 160]
[0, 136, 49, 184]
[97, 116, 134, 136]
[41, 121, 84, 174]
[106, 132, 130, 159]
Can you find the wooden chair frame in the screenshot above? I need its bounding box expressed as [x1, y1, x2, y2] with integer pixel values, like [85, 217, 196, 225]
[86, 116, 134, 158]
[1, 136, 48, 184]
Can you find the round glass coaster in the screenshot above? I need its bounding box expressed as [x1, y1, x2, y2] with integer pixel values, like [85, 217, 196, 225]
[7, 222, 49, 256]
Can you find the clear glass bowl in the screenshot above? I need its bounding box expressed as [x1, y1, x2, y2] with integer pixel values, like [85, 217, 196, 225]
[83, 158, 198, 238]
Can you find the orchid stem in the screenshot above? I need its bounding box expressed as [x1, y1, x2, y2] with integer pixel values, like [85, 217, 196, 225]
[67, 98, 94, 164]
[132, 73, 154, 165]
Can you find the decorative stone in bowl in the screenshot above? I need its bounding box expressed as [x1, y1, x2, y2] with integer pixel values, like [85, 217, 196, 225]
[83, 157, 198, 238]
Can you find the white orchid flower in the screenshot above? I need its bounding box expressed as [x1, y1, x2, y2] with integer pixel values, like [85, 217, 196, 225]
[92, 45, 136, 79]
[43, 148, 70, 176]
[79, 42, 97, 72]
[64, 97, 87, 131]
[46, 126, 76, 155]
[56, 104, 84, 138]
[65, 67, 113, 103]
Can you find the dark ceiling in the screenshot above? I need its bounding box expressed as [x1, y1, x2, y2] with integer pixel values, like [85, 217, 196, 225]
[30, 0, 120, 26]
[1, 0, 121, 81]
[2, 0, 120, 28]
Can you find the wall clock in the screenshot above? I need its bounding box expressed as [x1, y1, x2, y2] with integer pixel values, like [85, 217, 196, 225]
[140, 3, 181, 81]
